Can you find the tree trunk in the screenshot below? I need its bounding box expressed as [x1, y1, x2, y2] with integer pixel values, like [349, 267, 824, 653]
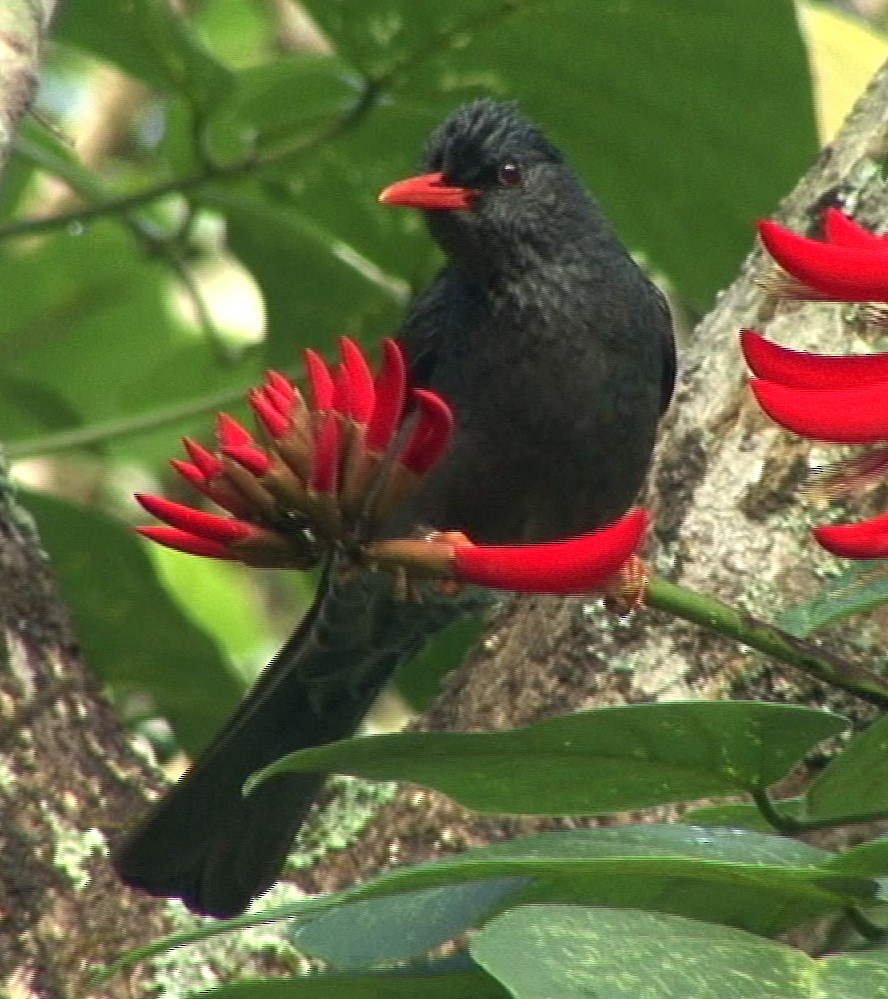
[0, 6, 188, 996]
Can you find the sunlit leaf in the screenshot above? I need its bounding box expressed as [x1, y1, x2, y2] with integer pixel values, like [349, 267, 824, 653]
[472, 906, 888, 999]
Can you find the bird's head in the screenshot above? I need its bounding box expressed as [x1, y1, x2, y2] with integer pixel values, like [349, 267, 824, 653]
[380, 99, 593, 272]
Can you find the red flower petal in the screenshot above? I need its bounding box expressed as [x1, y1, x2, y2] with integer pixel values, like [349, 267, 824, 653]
[249, 387, 291, 439]
[183, 437, 223, 478]
[454, 508, 648, 593]
[137, 525, 237, 560]
[264, 384, 294, 416]
[136, 493, 253, 543]
[221, 442, 272, 477]
[340, 337, 375, 423]
[331, 363, 351, 418]
[304, 348, 334, 410]
[814, 514, 888, 559]
[823, 208, 888, 250]
[310, 411, 340, 494]
[366, 338, 406, 453]
[217, 412, 257, 451]
[400, 389, 453, 475]
[170, 458, 252, 517]
[265, 370, 295, 407]
[758, 219, 888, 301]
[750, 378, 888, 443]
[741, 329, 888, 389]
[170, 458, 204, 487]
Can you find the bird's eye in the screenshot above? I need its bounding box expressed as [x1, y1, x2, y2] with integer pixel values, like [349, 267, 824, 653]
[497, 162, 524, 187]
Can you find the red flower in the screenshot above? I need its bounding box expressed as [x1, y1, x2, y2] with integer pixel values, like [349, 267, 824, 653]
[744, 330, 888, 558]
[745, 208, 888, 559]
[451, 510, 647, 593]
[740, 327, 888, 390]
[758, 210, 888, 302]
[366, 510, 648, 595]
[137, 338, 648, 594]
[138, 338, 451, 568]
[813, 516, 888, 560]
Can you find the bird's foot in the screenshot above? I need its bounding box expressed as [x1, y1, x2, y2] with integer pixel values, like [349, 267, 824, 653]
[602, 555, 648, 617]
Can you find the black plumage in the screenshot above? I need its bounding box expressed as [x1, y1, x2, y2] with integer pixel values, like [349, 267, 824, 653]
[113, 98, 675, 917]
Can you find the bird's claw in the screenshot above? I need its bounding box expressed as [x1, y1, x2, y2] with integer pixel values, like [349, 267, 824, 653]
[602, 555, 648, 617]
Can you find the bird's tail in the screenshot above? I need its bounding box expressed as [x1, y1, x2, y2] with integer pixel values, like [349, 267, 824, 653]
[113, 557, 473, 918]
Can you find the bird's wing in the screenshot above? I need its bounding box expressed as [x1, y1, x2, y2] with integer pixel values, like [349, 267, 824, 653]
[654, 284, 677, 415]
[398, 268, 451, 389]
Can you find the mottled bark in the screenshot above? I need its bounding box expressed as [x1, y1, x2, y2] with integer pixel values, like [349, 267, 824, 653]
[0, 480, 175, 998]
[0, 1, 55, 175]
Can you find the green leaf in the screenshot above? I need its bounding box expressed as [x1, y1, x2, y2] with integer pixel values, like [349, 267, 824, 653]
[682, 799, 805, 833]
[471, 906, 888, 999]
[21, 490, 244, 755]
[827, 836, 888, 878]
[804, 716, 888, 823]
[200, 960, 508, 997]
[292, 879, 524, 969]
[12, 121, 113, 206]
[779, 560, 888, 638]
[254, 701, 847, 815]
[318, 825, 874, 937]
[204, 55, 362, 161]
[55, 0, 233, 110]
[303, 0, 816, 309]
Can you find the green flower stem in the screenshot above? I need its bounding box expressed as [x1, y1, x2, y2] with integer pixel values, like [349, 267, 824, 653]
[645, 576, 888, 710]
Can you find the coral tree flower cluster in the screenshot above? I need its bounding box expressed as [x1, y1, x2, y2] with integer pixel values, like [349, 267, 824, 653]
[745, 208, 888, 559]
[137, 337, 647, 595]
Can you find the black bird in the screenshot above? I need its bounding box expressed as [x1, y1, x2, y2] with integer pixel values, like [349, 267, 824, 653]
[114, 99, 675, 918]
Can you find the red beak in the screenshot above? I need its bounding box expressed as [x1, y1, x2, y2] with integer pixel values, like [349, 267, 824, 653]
[378, 171, 476, 211]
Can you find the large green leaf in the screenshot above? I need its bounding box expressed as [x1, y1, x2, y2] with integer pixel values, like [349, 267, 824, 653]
[0, 212, 264, 466]
[827, 836, 888, 878]
[681, 798, 805, 833]
[55, 0, 232, 110]
[286, 825, 875, 938]
[292, 879, 523, 969]
[22, 490, 244, 755]
[0, 220, 198, 449]
[203, 55, 362, 162]
[803, 715, 888, 823]
[254, 701, 846, 815]
[147, 545, 269, 686]
[472, 906, 888, 999]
